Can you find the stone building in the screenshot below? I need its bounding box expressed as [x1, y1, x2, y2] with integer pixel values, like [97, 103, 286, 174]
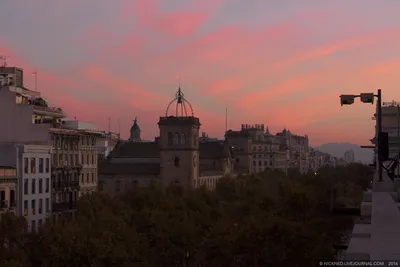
[98, 88, 233, 196]
[0, 166, 17, 219]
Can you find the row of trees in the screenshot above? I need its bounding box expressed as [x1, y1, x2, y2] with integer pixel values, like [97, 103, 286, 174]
[0, 164, 372, 267]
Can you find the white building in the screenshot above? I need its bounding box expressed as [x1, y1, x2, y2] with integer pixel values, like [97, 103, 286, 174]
[344, 150, 355, 164]
[0, 143, 52, 232]
[96, 139, 116, 160]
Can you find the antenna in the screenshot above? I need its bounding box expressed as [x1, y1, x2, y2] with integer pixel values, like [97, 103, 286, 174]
[108, 117, 111, 133]
[0, 56, 9, 67]
[225, 108, 228, 132]
[118, 120, 121, 135]
[32, 71, 38, 91]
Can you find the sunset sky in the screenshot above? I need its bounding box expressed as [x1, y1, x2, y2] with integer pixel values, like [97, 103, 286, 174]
[1, 0, 400, 146]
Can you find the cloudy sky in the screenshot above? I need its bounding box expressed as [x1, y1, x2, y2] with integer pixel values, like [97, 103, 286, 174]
[1, 0, 400, 145]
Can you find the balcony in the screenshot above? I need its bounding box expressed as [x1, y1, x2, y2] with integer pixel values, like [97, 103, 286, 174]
[52, 181, 80, 191]
[52, 202, 77, 212]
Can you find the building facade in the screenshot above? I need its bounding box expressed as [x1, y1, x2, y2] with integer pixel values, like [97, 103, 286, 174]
[0, 166, 17, 219]
[0, 143, 52, 231]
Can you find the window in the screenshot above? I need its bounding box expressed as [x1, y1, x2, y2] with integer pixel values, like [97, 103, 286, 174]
[39, 199, 43, 214]
[180, 133, 186, 145]
[45, 158, 49, 172]
[24, 158, 29, 173]
[264, 161, 267, 166]
[173, 133, 179, 145]
[87, 155, 90, 164]
[45, 198, 50, 213]
[31, 220, 36, 232]
[24, 179, 28, 195]
[38, 219, 43, 229]
[252, 154, 256, 159]
[24, 200, 28, 216]
[39, 158, 44, 173]
[168, 132, 173, 146]
[86, 173, 89, 183]
[45, 178, 49, 193]
[31, 200, 36, 215]
[91, 173, 94, 183]
[38, 178, 43, 193]
[31, 179, 36, 194]
[81, 154, 84, 164]
[258, 161, 262, 166]
[81, 174, 84, 184]
[116, 180, 121, 192]
[253, 161, 256, 166]
[31, 158, 36, 173]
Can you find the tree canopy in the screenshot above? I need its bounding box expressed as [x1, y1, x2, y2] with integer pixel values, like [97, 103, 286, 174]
[0, 163, 372, 267]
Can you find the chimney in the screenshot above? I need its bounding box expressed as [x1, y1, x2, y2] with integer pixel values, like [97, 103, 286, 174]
[241, 124, 244, 129]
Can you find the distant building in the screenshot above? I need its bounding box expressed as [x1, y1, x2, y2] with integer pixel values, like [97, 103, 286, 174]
[98, 87, 233, 196]
[344, 150, 355, 164]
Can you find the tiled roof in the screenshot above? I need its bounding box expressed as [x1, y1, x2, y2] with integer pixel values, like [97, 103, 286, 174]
[98, 161, 160, 175]
[110, 141, 159, 158]
[109, 140, 231, 160]
[199, 142, 228, 158]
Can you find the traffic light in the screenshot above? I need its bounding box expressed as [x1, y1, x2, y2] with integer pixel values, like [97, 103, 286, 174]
[378, 132, 389, 161]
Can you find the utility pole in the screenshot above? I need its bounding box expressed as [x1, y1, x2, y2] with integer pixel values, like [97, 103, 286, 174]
[377, 89, 383, 182]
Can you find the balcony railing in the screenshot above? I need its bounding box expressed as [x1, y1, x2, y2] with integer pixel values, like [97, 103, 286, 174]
[52, 202, 77, 212]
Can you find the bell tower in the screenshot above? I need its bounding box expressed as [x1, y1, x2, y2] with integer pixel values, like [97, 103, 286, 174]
[158, 87, 200, 189]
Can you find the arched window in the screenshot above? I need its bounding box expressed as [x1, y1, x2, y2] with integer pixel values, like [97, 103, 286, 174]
[180, 132, 186, 145]
[173, 133, 179, 145]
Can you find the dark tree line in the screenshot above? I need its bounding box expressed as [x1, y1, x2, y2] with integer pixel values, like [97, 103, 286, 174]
[0, 163, 372, 267]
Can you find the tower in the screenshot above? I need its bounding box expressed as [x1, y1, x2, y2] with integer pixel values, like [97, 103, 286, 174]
[158, 87, 200, 189]
[128, 117, 141, 142]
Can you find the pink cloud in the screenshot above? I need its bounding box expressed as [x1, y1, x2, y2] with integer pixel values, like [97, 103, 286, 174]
[119, 0, 226, 38]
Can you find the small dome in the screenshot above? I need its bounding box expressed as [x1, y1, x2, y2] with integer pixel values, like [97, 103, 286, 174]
[130, 117, 140, 132]
[165, 87, 194, 117]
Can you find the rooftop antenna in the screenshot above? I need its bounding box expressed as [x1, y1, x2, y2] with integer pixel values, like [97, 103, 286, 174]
[108, 117, 111, 133]
[225, 108, 228, 132]
[0, 56, 9, 67]
[118, 120, 121, 135]
[32, 71, 38, 91]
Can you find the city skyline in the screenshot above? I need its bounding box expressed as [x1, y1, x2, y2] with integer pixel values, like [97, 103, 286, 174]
[2, 1, 400, 145]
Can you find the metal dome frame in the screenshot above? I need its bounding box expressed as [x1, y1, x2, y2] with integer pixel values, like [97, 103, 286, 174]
[165, 87, 195, 117]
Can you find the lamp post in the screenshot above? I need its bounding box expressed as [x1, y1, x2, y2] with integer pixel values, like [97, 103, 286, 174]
[339, 89, 383, 182]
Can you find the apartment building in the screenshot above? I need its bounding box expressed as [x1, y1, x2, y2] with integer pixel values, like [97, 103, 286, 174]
[0, 166, 17, 219]
[344, 150, 355, 164]
[0, 67, 100, 217]
[0, 143, 52, 231]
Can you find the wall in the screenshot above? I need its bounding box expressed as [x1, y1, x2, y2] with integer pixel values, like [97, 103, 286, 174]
[0, 87, 50, 143]
[99, 174, 160, 198]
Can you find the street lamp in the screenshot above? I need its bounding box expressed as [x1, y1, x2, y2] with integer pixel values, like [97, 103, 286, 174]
[339, 89, 383, 182]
